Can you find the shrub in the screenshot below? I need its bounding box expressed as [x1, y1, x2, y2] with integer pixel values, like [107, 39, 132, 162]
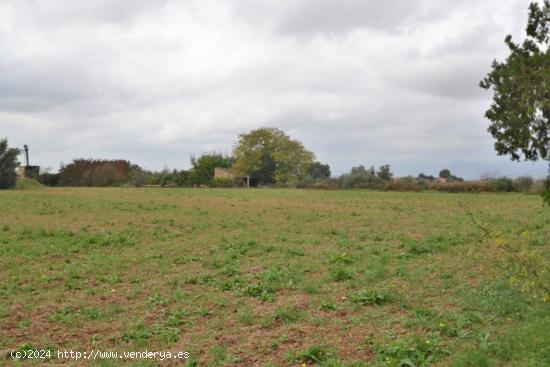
[377, 164, 393, 181]
[488, 177, 516, 192]
[0, 139, 20, 189]
[128, 166, 146, 187]
[273, 181, 291, 188]
[156, 169, 193, 187]
[295, 177, 315, 188]
[439, 168, 464, 182]
[495, 231, 550, 302]
[429, 180, 489, 193]
[514, 176, 534, 192]
[38, 172, 60, 186]
[417, 173, 437, 182]
[58, 159, 135, 186]
[467, 212, 550, 303]
[190, 152, 234, 185]
[308, 162, 331, 180]
[339, 165, 382, 189]
[299, 168, 541, 193]
[309, 178, 340, 190]
[384, 177, 424, 192]
[542, 176, 550, 206]
[90, 164, 128, 186]
[210, 178, 235, 188]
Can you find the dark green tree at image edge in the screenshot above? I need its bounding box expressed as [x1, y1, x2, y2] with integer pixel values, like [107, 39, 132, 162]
[480, 0, 550, 205]
[0, 139, 20, 189]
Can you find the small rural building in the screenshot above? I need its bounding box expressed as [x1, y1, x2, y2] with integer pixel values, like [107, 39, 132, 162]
[18, 145, 40, 180]
[17, 165, 40, 180]
[214, 168, 251, 187]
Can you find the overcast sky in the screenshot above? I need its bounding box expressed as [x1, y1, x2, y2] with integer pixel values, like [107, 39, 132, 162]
[1, 0, 547, 178]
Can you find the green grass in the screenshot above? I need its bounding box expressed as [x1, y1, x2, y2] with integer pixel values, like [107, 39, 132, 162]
[0, 187, 549, 366]
[15, 178, 44, 190]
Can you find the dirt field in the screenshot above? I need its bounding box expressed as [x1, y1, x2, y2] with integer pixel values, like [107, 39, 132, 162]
[1, 188, 548, 366]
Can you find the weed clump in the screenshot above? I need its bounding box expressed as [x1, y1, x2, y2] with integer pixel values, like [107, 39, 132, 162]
[351, 288, 394, 306]
[273, 306, 305, 324]
[375, 335, 450, 367]
[329, 265, 355, 282]
[401, 235, 464, 256]
[286, 344, 334, 364]
[244, 284, 274, 302]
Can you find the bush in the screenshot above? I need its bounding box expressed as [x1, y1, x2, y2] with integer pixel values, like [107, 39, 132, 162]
[38, 172, 60, 186]
[488, 177, 516, 192]
[293, 178, 340, 189]
[467, 212, 550, 303]
[377, 164, 393, 181]
[417, 173, 437, 182]
[295, 177, 315, 188]
[543, 177, 550, 205]
[58, 159, 134, 186]
[309, 179, 340, 190]
[210, 178, 235, 188]
[340, 173, 368, 188]
[439, 168, 464, 182]
[0, 139, 20, 189]
[128, 166, 146, 187]
[429, 181, 489, 193]
[308, 162, 331, 180]
[384, 176, 424, 192]
[294, 175, 541, 194]
[273, 182, 291, 188]
[90, 164, 128, 187]
[190, 153, 234, 185]
[340, 165, 382, 189]
[514, 176, 534, 192]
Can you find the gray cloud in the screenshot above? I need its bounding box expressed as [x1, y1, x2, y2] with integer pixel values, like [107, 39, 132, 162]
[0, 0, 547, 178]
[233, 0, 420, 34]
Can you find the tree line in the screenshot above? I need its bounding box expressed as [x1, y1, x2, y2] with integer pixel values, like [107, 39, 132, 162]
[0, 126, 545, 194]
[39, 128, 327, 188]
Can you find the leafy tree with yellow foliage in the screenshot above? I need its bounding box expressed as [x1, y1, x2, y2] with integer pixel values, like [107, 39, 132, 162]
[232, 127, 315, 185]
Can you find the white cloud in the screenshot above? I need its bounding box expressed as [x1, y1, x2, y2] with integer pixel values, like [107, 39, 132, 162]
[0, 0, 546, 177]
